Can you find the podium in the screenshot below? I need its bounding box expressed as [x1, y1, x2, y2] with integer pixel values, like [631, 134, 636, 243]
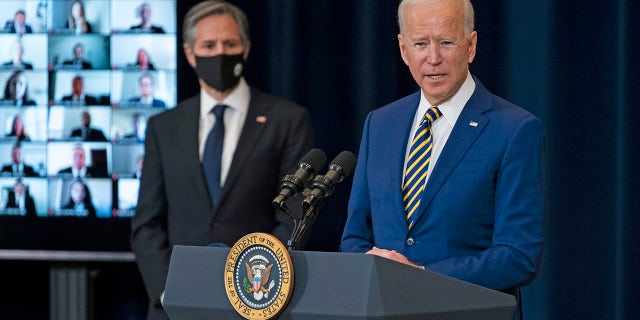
[163, 245, 516, 319]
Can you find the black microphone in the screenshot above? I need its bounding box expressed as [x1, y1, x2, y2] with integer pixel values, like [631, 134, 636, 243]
[302, 151, 357, 209]
[272, 148, 327, 209]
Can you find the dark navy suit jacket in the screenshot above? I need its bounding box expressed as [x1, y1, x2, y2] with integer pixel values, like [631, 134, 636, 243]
[131, 87, 313, 320]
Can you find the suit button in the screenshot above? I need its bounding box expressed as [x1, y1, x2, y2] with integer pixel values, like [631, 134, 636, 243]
[406, 237, 414, 246]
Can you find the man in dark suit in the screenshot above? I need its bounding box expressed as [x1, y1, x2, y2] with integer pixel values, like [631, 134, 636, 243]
[1, 144, 38, 177]
[122, 112, 146, 142]
[1, 41, 33, 70]
[61, 43, 93, 70]
[57, 145, 104, 178]
[125, 74, 166, 107]
[340, 1, 544, 320]
[4, 10, 33, 34]
[4, 179, 36, 217]
[129, 2, 165, 34]
[69, 111, 108, 142]
[61, 76, 99, 105]
[130, 2, 313, 319]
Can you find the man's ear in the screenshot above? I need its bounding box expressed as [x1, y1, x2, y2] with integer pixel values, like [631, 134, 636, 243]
[243, 42, 251, 61]
[184, 44, 196, 68]
[398, 34, 409, 67]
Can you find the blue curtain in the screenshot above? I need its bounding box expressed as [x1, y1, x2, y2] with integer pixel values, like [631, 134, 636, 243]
[178, 1, 640, 319]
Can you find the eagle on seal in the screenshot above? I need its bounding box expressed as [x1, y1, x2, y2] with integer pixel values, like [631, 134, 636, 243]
[246, 262, 273, 299]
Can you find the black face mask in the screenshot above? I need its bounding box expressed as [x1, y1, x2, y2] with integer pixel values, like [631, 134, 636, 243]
[194, 53, 244, 92]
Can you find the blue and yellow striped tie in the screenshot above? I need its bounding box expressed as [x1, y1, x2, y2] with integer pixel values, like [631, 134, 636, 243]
[403, 106, 442, 229]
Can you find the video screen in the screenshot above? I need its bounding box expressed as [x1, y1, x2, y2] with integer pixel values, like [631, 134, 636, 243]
[0, 0, 176, 251]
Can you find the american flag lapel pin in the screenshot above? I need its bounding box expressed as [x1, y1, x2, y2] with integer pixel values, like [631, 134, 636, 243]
[469, 121, 478, 127]
[256, 116, 267, 123]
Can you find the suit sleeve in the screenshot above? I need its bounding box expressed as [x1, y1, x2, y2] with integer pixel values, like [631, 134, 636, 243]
[130, 116, 171, 305]
[270, 106, 314, 242]
[426, 116, 545, 291]
[340, 112, 375, 253]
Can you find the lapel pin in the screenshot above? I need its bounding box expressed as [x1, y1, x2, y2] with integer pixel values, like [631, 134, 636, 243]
[256, 116, 267, 123]
[469, 121, 478, 127]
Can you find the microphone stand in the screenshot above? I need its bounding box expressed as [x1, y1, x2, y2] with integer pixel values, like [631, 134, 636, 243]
[283, 188, 323, 251]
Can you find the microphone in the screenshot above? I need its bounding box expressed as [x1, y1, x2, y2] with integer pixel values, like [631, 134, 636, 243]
[302, 151, 357, 209]
[272, 148, 327, 209]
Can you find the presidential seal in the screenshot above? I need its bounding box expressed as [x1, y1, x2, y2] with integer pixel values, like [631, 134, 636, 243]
[224, 232, 294, 320]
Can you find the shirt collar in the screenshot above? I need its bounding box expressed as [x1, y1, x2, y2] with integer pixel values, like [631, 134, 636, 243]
[418, 72, 475, 125]
[200, 78, 250, 118]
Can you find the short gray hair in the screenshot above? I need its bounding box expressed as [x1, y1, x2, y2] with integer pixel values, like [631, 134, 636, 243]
[398, 0, 474, 35]
[182, 0, 250, 49]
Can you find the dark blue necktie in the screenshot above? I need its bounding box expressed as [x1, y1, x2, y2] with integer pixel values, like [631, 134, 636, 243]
[203, 104, 227, 207]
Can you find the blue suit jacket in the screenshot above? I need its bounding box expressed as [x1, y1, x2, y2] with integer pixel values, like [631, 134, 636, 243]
[341, 77, 544, 297]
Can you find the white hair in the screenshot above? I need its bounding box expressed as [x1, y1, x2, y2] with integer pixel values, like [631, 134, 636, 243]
[398, 0, 475, 35]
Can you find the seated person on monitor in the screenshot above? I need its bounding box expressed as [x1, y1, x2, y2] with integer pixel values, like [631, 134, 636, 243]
[5, 114, 31, 142]
[122, 112, 146, 142]
[3, 10, 33, 35]
[1, 41, 34, 70]
[69, 111, 108, 142]
[57, 144, 104, 178]
[3, 179, 36, 217]
[129, 2, 165, 34]
[134, 154, 143, 179]
[1, 143, 38, 177]
[2, 71, 36, 106]
[61, 179, 96, 217]
[126, 73, 166, 107]
[127, 48, 155, 71]
[61, 43, 93, 70]
[64, 1, 91, 34]
[60, 76, 99, 105]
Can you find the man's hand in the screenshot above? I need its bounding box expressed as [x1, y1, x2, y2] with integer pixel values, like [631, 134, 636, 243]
[365, 247, 425, 269]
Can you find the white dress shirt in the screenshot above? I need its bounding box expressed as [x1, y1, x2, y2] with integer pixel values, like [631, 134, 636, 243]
[198, 78, 250, 186]
[403, 72, 476, 185]
[72, 166, 87, 178]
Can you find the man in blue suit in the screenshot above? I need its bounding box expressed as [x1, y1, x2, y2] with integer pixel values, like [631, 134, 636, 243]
[125, 73, 167, 108]
[340, 0, 544, 319]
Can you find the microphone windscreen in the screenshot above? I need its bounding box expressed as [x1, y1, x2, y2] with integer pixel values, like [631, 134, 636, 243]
[331, 151, 357, 177]
[300, 148, 327, 172]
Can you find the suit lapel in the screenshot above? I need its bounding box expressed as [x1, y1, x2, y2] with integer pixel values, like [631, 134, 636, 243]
[390, 93, 422, 222]
[218, 88, 269, 204]
[175, 96, 213, 207]
[413, 79, 493, 226]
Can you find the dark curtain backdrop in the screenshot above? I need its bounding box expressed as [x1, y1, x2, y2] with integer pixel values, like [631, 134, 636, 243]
[176, 1, 640, 319]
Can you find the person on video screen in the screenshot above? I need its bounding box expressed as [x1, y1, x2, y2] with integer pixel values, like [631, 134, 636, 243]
[129, 2, 165, 34]
[61, 179, 96, 217]
[70, 111, 108, 142]
[5, 114, 31, 142]
[123, 112, 147, 142]
[2, 71, 36, 106]
[61, 75, 99, 105]
[62, 43, 93, 70]
[134, 154, 144, 179]
[127, 48, 156, 71]
[4, 10, 33, 35]
[64, 1, 91, 34]
[1, 143, 39, 177]
[1, 41, 34, 70]
[57, 144, 104, 178]
[126, 73, 166, 107]
[4, 179, 36, 217]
